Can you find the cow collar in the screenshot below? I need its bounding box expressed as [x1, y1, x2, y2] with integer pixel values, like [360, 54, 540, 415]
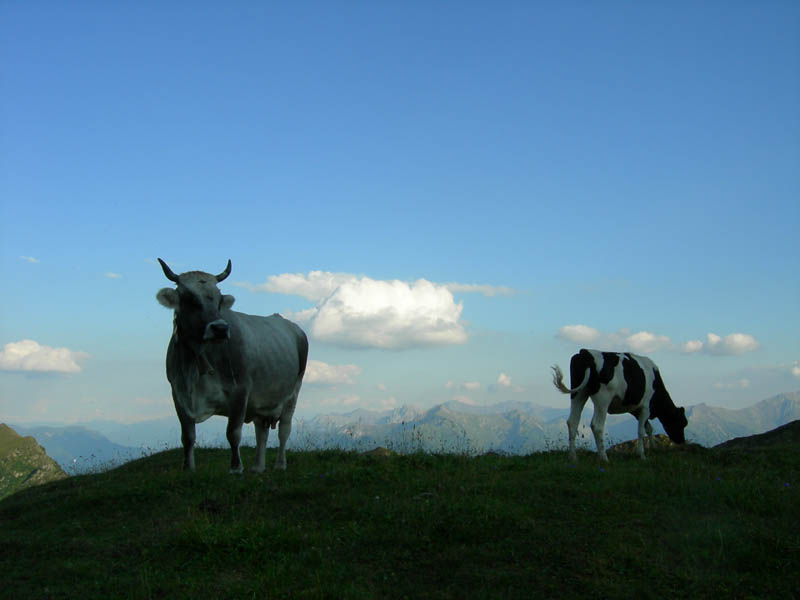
[173, 320, 216, 376]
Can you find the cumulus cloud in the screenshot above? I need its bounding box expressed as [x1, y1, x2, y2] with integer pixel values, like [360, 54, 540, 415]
[680, 333, 760, 356]
[680, 340, 704, 354]
[558, 325, 759, 356]
[557, 325, 671, 353]
[444, 283, 516, 297]
[557, 324, 600, 344]
[0, 339, 88, 373]
[20, 256, 40, 263]
[305, 360, 361, 385]
[237, 271, 352, 302]
[238, 271, 492, 350]
[489, 372, 523, 393]
[625, 331, 672, 353]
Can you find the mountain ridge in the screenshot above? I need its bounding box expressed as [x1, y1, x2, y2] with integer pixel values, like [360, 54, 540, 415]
[0, 423, 67, 499]
[10, 391, 799, 465]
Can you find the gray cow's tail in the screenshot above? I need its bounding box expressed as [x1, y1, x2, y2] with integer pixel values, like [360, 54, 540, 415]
[296, 329, 309, 381]
[551, 365, 590, 395]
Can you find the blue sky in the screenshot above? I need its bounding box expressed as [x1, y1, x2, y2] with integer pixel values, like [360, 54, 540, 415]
[1, 2, 798, 424]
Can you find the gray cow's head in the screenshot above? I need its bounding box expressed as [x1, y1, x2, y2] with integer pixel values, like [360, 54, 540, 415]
[156, 258, 236, 352]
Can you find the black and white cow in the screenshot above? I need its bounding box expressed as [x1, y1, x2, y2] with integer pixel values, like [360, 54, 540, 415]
[551, 349, 687, 462]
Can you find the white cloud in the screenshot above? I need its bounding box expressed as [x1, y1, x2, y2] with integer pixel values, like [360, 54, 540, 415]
[239, 271, 481, 350]
[496, 373, 512, 388]
[0, 339, 88, 373]
[681, 333, 760, 356]
[624, 331, 672, 353]
[680, 340, 704, 354]
[489, 372, 523, 393]
[104, 272, 122, 279]
[557, 325, 671, 352]
[792, 363, 800, 378]
[305, 360, 361, 385]
[20, 256, 40, 264]
[235, 271, 352, 301]
[444, 283, 516, 297]
[557, 324, 600, 344]
[558, 325, 759, 356]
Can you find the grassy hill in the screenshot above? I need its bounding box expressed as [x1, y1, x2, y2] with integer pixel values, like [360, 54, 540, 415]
[1, 437, 797, 599]
[0, 424, 67, 500]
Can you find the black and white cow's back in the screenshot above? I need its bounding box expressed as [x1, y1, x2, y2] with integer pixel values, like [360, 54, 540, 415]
[552, 349, 687, 462]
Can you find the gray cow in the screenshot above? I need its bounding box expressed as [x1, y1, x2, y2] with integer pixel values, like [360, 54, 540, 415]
[156, 258, 308, 473]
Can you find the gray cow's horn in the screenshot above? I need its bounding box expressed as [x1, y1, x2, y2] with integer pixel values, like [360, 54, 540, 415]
[158, 258, 180, 283]
[216, 260, 232, 282]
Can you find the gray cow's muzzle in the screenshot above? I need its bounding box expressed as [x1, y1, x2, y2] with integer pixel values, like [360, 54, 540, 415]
[203, 319, 230, 342]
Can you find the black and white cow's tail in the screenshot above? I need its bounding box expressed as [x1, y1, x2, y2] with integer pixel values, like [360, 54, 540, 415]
[551, 364, 590, 395]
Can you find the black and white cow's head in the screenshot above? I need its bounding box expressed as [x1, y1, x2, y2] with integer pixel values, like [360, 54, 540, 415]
[156, 258, 236, 352]
[661, 405, 688, 444]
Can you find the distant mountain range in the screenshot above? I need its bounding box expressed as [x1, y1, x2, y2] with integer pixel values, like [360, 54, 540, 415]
[10, 424, 148, 475]
[297, 392, 800, 454]
[0, 424, 67, 499]
[9, 391, 800, 471]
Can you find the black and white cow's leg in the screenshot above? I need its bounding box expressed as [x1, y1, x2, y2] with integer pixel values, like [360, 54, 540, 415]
[644, 420, 654, 454]
[566, 393, 589, 462]
[179, 415, 197, 471]
[589, 394, 612, 462]
[632, 408, 649, 460]
[250, 417, 269, 473]
[274, 416, 292, 470]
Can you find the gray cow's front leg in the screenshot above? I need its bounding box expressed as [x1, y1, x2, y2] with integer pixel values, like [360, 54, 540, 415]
[179, 417, 197, 471]
[226, 391, 248, 474]
[226, 413, 246, 475]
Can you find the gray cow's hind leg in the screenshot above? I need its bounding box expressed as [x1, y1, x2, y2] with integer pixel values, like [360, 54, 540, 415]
[274, 417, 292, 470]
[250, 418, 268, 473]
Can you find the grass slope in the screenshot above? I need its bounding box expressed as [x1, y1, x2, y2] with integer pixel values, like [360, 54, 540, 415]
[0, 424, 67, 500]
[1, 442, 798, 599]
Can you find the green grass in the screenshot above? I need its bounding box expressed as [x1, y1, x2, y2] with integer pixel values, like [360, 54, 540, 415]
[1, 443, 798, 599]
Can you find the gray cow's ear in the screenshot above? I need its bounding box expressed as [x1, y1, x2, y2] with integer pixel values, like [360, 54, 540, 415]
[221, 295, 235, 310]
[157, 288, 179, 309]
